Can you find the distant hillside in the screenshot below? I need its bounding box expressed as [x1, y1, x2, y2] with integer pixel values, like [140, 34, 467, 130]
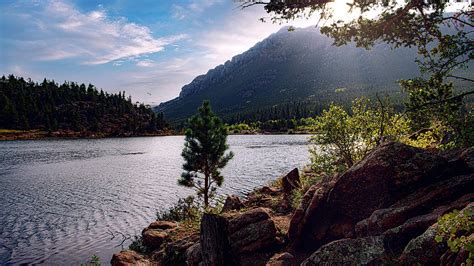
[156, 26, 472, 125]
[155, 26, 420, 124]
[0, 75, 167, 137]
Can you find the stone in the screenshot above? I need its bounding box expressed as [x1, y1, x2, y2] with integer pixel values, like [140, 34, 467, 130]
[288, 142, 448, 248]
[142, 229, 169, 250]
[275, 252, 294, 260]
[460, 147, 474, 172]
[281, 168, 300, 198]
[355, 174, 474, 237]
[228, 208, 278, 253]
[222, 195, 245, 212]
[147, 220, 176, 230]
[301, 236, 385, 265]
[111, 250, 153, 266]
[185, 243, 202, 266]
[398, 224, 446, 265]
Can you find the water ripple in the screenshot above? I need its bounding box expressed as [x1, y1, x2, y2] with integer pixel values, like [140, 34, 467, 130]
[0, 135, 309, 265]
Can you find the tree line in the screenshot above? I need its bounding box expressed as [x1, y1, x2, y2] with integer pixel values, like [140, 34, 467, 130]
[0, 75, 167, 135]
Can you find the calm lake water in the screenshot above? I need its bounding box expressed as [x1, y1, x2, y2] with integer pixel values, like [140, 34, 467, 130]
[0, 135, 310, 265]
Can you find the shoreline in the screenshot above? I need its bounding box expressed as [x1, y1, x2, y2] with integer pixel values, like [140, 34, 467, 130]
[0, 129, 313, 141]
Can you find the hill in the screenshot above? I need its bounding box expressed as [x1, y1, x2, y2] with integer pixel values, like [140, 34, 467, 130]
[0, 75, 167, 138]
[156, 26, 426, 124]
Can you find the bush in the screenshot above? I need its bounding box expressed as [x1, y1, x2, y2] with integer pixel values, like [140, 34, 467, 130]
[80, 255, 100, 266]
[290, 172, 323, 209]
[435, 208, 474, 265]
[156, 196, 200, 222]
[129, 235, 150, 254]
[309, 98, 410, 175]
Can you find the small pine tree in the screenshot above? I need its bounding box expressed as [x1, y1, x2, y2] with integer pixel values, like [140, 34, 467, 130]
[179, 101, 234, 208]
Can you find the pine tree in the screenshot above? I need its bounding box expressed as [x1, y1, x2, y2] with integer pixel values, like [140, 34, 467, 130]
[179, 101, 234, 208]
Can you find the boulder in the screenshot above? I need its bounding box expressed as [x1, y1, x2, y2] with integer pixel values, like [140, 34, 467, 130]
[142, 229, 169, 250]
[147, 220, 176, 230]
[228, 208, 278, 253]
[222, 195, 244, 212]
[355, 174, 474, 237]
[281, 168, 300, 198]
[185, 243, 202, 266]
[111, 250, 153, 266]
[460, 147, 474, 172]
[398, 224, 446, 265]
[155, 234, 199, 265]
[301, 236, 386, 265]
[289, 142, 448, 248]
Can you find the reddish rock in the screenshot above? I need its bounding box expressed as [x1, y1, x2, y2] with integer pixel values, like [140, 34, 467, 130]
[301, 236, 385, 265]
[185, 243, 202, 266]
[228, 208, 278, 253]
[111, 250, 153, 266]
[281, 168, 300, 198]
[398, 224, 446, 265]
[355, 174, 474, 237]
[147, 220, 176, 230]
[222, 195, 245, 212]
[142, 229, 169, 250]
[288, 142, 448, 249]
[460, 147, 474, 172]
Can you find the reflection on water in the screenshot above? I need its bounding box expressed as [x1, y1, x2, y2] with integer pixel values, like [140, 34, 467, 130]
[0, 135, 309, 265]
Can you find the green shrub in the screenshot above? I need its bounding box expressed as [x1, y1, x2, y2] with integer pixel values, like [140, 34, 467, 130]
[80, 254, 100, 266]
[290, 173, 323, 209]
[309, 98, 410, 175]
[129, 235, 150, 254]
[156, 196, 200, 222]
[435, 208, 474, 265]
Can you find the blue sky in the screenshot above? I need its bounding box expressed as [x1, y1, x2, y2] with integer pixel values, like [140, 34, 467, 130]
[0, 0, 316, 104]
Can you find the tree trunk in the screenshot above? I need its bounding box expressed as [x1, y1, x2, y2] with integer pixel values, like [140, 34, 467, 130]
[204, 172, 209, 208]
[200, 213, 238, 266]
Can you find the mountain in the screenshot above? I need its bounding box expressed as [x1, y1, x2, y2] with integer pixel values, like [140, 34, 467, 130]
[154, 26, 461, 124]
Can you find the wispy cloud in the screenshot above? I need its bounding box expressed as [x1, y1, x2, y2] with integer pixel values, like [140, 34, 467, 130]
[3, 0, 186, 65]
[172, 0, 222, 20]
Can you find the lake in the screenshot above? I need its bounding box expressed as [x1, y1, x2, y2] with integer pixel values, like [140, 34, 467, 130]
[0, 135, 310, 265]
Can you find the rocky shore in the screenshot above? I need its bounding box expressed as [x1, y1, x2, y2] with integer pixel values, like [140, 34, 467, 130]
[111, 142, 474, 265]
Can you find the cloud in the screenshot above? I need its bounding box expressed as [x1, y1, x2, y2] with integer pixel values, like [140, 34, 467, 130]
[172, 0, 222, 20]
[4, 0, 186, 65]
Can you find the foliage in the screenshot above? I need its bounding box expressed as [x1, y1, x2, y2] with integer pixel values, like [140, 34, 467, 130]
[309, 97, 410, 174]
[290, 172, 322, 209]
[0, 75, 167, 133]
[179, 101, 234, 208]
[80, 254, 100, 266]
[400, 76, 474, 148]
[129, 235, 150, 254]
[156, 196, 201, 222]
[435, 208, 474, 265]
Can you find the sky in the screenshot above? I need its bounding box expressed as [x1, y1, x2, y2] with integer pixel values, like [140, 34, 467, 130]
[1, 0, 469, 105]
[0, 0, 320, 104]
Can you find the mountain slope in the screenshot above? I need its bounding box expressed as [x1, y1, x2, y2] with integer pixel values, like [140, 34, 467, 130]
[155, 26, 457, 124]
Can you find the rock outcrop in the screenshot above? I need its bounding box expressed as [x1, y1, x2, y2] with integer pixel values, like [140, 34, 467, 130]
[222, 195, 245, 213]
[288, 142, 473, 264]
[228, 208, 278, 254]
[111, 250, 153, 266]
[288, 142, 467, 248]
[281, 168, 300, 200]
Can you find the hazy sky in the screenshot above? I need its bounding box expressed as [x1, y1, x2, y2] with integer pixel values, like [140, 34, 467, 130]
[1, 0, 469, 104]
[0, 0, 319, 104]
